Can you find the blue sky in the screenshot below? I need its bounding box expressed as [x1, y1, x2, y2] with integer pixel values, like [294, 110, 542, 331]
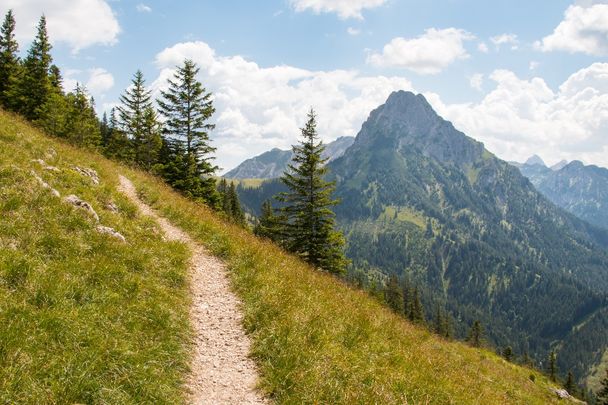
[4, 0, 608, 172]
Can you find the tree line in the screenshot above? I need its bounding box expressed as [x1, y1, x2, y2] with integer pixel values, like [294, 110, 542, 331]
[0, 10, 242, 223]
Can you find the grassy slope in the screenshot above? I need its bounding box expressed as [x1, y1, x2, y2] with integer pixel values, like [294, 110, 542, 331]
[0, 111, 191, 404]
[0, 109, 568, 404]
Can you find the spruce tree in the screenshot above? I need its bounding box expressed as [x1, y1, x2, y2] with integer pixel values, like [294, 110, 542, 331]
[467, 320, 483, 347]
[158, 59, 218, 206]
[502, 346, 513, 362]
[384, 274, 404, 313]
[434, 304, 444, 335]
[117, 70, 157, 166]
[408, 287, 425, 324]
[0, 9, 20, 110]
[19, 15, 53, 120]
[254, 199, 282, 241]
[564, 371, 575, 395]
[548, 350, 557, 382]
[228, 182, 245, 225]
[105, 108, 134, 161]
[598, 368, 608, 405]
[64, 84, 101, 148]
[277, 109, 347, 274]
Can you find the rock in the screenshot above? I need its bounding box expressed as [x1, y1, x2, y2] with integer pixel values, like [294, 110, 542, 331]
[64, 194, 99, 221]
[32, 158, 61, 172]
[44, 165, 60, 172]
[72, 166, 100, 185]
[105, 201, 119, 213]
[31, 170, 60, 198]
[551, 388, 571, 400]
[96, 225, 126, 242]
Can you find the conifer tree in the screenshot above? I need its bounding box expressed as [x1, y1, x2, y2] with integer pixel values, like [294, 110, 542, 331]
[228, 182, 245, 225]
[19, 15, 53, 120]
[434, 304, 444, 335]
[467, 320, 483, 347]
[254, 199, 282, 241]
[105, 108, 134, 161]
[384, 274, 404, 313]
[117, 70, 158, 166]
[548, 350, 557, 382]
[64, 84, 101, 148]
[409, 287, 425, 324]
[100, 111, 111, 147]
[0, 9, 20, 110]
[502, 346, 513, 362]
[218, 178, 232, 213]
[564, 371, 575, 395]
[598, 368, 608, 405]
[277, 109, 348, 274]
[158, 59, 219, 206]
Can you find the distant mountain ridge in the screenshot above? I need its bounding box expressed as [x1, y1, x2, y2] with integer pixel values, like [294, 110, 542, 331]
[224, 136, 354, 179]
[517, 157, 608, 230]
[237, 90, 608, 387]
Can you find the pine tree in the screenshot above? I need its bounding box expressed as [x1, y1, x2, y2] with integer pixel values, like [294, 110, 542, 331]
[117, 70, 156, 166]
[64, 84, 101, 148]
[254, 199, 282, 241]
[105, 108, 134, 161]
[564, 371, 575, 395]
[384, 274, 404, 313]
[467, 320, 483, 347]
[100, 111, 111, 147]
[434, 304, 444, 335]
[228, 182, 245, 225]
[0, 9, 20, 110]
[19, 15, 53, 120]
[548, 350, 557, 382]
[277, 109, 348, 274]
[502, 346, 513, 362]
[158, 59, 219, 206]
[409, 287, 425, 324]
[597, 368, 608, 405]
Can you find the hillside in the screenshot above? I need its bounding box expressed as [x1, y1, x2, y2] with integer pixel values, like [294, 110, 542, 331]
[0, 109, 578, 403]
[224, 136, 354, 179]
[235, 91, 608, 387]
[517, 159, 608, 230]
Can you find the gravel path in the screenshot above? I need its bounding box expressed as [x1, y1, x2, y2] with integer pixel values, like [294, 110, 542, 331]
[118, 175, 266, 405]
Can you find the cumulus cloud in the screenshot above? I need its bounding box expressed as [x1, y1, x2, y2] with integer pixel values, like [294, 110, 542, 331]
[426, 63, 608, 168]
[367, 28, 475, 75]
[347, 27, 361, 36]
[6, 0, 120, 52]
[63, 68, 115, 98]
[490, 33, 519, 50]
[469, 73, 484, 91]
[289, 0, 387, 19]
[136, 3, 152, 13]
[536, 2, 608, 55]
[478, 42, 489, 53]
[152, 41, 413, 172]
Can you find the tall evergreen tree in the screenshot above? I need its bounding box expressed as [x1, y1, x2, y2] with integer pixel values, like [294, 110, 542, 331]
[64, 84, 101, 148]
[19, 15, 53, 120]
[277, 109, 348, 274]
[254, 199, 282, 241]
[228, 182, 245, 225]
[408, 286, 425, 324]
[598, 368, 608, 405]
[384, 274, 404, 313]
[564, 371, 575, 395]
[105, 108, 134, 161]
[0, 9, 20, 109]
[117, 70, 157, 166]
[158, 59, 218, 205]
[467, 320, 483, 348]
[434, 304, 444, 335]
[502, 346, 513, 362]
[548, 350, 557, 382]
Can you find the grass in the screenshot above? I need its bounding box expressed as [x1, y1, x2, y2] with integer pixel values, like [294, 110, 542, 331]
[0, 109, 569, 404]
[0, 111, 191, 404]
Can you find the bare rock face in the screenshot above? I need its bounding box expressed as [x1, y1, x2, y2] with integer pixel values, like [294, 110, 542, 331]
[72, 166, 100, 185]
[31, 170, 60, 198]
[96, 225, 126, 242]
[64, 194, 99, 222]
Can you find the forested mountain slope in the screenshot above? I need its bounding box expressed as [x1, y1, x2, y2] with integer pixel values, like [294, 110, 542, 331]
[236, 91, 608, 387]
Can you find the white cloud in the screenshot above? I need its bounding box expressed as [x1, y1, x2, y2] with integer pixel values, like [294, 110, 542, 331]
[152, 41, 413, 172]
[136, 3, 152, 13]
[63, 68, 114, 98]
[367, 28, 475, 75]
[490, 33, 519, 50]
[6, 0, 120, 53]
[289, 0, 387, 20]
[347, 27, 361, 36]
[426, 63, 608, 168]
[478, 42, 489, 53]
[529, 61, 540, 70]
[469, 73, 483, 91]
[536, 2, 608, 55]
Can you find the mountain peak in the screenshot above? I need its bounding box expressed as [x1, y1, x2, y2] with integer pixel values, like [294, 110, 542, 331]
[550, 160, 569, 171]
[525, 155, 546, 167]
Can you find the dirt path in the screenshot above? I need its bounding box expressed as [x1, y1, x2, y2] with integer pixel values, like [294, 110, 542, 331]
[118, 175, 266, 405]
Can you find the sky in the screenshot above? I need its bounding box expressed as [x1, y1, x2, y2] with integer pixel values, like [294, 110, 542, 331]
[3, 0, 608, 172]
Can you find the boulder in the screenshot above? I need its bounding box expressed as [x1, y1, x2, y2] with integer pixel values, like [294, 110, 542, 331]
[72, 166, 100, 185]
[64, 194, 99, 221]
[96, 225, 126, 243]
